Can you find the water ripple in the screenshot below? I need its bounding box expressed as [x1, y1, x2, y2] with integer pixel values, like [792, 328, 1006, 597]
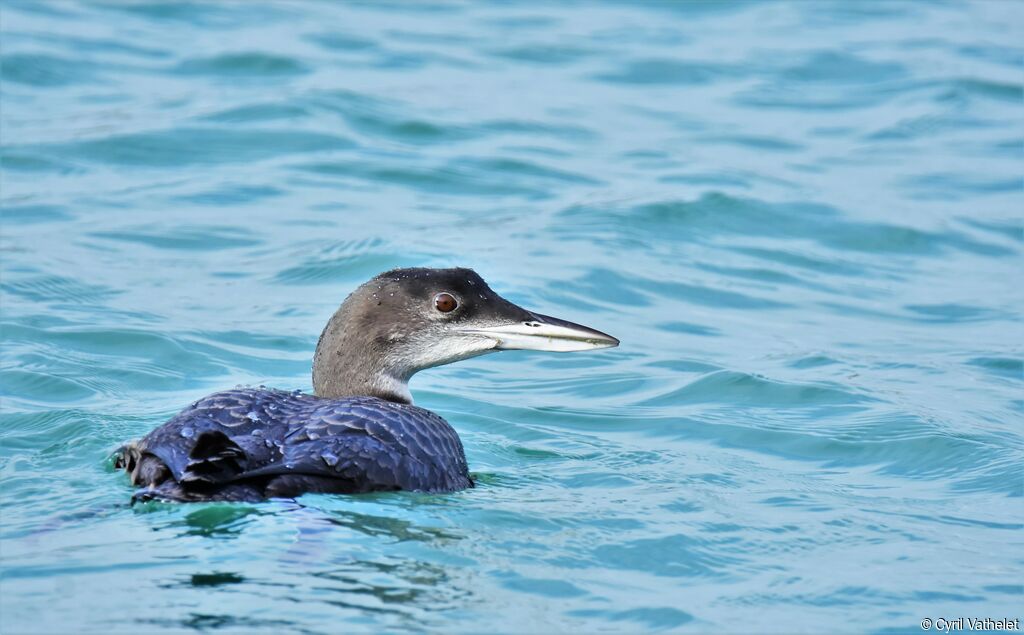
[19, 127, 355, 168]
[172, 53, 308, 77]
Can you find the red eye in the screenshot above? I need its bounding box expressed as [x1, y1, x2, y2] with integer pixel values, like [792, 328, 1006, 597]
[434, 292, 458, 313]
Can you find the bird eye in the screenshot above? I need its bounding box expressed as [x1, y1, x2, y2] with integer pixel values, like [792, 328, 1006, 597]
[434, 292, 458, 313]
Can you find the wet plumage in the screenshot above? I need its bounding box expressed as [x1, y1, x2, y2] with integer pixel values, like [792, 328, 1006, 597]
[117, 388, 472, 502]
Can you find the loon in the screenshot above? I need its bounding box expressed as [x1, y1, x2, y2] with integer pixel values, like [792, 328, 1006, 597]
[115, 267, 618, 502]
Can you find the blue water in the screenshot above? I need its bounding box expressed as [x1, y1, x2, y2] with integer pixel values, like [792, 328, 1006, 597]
[2, 1, 1022, 632]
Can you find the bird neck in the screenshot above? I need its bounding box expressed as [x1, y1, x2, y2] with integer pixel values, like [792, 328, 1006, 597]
[311, 304, 414, 404]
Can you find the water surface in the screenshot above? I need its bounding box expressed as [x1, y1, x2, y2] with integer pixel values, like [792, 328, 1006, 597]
[2, 1, 1022, 633]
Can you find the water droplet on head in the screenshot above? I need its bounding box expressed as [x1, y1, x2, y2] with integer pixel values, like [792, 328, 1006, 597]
[247, 411, 260, 422]
[180, 427, 194, 438]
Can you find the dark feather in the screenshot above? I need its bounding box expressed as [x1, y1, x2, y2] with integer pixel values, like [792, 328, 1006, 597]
[118, 388, 473, 502]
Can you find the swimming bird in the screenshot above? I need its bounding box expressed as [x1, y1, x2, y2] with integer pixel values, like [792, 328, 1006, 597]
[116, 267, 618, 502]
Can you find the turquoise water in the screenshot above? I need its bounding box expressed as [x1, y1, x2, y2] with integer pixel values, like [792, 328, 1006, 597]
[2, 1, 1022, 632]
